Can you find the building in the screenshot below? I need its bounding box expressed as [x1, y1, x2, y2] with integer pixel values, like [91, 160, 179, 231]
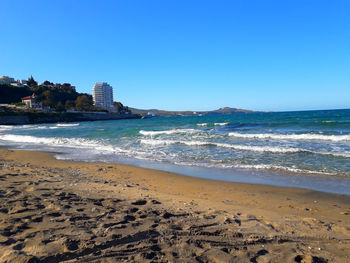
[10, 82, 24, 87]
[21, 93, 42, 109]
[0, 76, 15, 85]
[92, 82, 114, 111]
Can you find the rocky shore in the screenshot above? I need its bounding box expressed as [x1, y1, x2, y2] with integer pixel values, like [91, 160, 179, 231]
[0, 112, 140, 125]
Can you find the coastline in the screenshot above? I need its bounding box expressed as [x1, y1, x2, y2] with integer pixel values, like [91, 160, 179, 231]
[1, 148, 350, 262]
[0, 112, 141, 125]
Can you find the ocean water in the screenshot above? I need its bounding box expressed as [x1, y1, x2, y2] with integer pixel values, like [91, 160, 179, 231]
[1, 109, 350, 194]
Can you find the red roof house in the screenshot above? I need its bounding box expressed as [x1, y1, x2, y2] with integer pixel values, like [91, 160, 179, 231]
[21, 93, 42, 109]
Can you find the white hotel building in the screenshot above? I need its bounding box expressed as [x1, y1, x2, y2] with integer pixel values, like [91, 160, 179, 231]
[92, 82, 114, 111]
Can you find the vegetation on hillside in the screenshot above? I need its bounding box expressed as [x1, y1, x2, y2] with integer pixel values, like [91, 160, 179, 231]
[0, 84, 32, 104]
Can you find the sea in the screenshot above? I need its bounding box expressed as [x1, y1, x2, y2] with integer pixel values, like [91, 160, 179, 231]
[1, 109, 350, 195]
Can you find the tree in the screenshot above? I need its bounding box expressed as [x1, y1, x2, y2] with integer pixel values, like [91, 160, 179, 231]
[75, 95, 93, 111]
[113, 102, 124, 113]
[56, 101, 65, 112]
[0, 84, 31, 103]
[43, 80, 53, 86]
[41, 90, 55, 107]
[113, 102, 131, 114]
[65, 100, 75, 110]
[27, 75, 38, 87]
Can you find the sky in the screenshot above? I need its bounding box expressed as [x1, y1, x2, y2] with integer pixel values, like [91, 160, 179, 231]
[1, 0, 349, 111]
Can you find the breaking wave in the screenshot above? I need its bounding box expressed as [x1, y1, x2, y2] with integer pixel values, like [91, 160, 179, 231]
[0, 134, 121, 153]
[139, 129, 198, 136]
[141, 139, 309, 153]
[228, 164, 338, 176]
[56, 123, 80, 127]
[140, 138, 350, 158]
[196, 122, 228, 127]
[228, 132, 350, 142]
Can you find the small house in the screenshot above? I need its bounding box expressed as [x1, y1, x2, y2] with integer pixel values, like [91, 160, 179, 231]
[21, 93, 42, 109]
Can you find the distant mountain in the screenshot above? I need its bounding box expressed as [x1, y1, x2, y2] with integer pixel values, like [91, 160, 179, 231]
[129, 107, 255, 117]
[208, 107, 254, 115]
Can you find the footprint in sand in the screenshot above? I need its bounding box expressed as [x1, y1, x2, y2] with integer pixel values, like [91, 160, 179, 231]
[131, 199, 147, 206]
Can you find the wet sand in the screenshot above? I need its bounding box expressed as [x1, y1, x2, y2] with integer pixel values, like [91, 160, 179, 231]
[0, 149, 350, 262]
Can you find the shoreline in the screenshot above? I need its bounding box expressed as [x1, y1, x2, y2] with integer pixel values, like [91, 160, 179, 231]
[37, 148, 350, 198]
[43, 147, 350, 196]
[1, 148, 350, 262]
[0, 111, 141, 125]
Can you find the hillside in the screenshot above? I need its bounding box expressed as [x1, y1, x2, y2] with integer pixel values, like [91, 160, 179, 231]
[130, 107, 255, 117]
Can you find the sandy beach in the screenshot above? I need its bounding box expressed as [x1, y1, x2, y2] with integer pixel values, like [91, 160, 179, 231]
[0, 149, 350, 262]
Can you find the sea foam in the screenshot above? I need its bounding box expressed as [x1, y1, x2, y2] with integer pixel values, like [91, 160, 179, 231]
[0, 126, 13, 132]
[0, 134, 122, 153]
[228, 132, 350, 142]
[56, 123, 80, 127]
[139, 129, 198, 136]
[168, 160, 338, 176]
[140, 139, 309, 153]
[197, 122, 228, 127]
[230, 164, 338, 176]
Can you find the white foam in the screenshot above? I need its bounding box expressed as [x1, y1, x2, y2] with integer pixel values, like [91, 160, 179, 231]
[0, 134, 123, 153]
[140, 139, 174, 146]
[35, 126, 49, 130]
[0, 125, 13, 132]
[56, 123, 80, 127]
[196, 122, 228, 127]
[23, 126, 51, 130]
[2, 125, 50, 131]
[228, 132, 350, 142]
[231, 164, 338, 176]
[315, 151, 350, 158]
[214, 122, 229, 126]
[139, 129, 198, 136]
[140, 139, 309, 153]
[169, 160, 338, 176]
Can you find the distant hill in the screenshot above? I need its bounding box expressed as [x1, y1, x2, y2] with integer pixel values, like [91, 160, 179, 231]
[129, 107, 255, 117]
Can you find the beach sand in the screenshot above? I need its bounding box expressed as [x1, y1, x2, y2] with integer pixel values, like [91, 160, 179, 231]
[0, 149, 349, 262]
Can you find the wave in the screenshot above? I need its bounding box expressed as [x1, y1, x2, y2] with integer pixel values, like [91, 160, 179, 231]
[214, 122, 229, 126]
[231, 164, 338, 176]
[0, 124, 79, 132]
[228, 132, 350, 142]
[169, 160, 339, 176]
[197, 122, 228, 127]
[0, 134, 123, 154]
[140, 138, 350, 157]
[23, 126, 53, 130]
[0, 134, 95, 147]
[140, 139, 310, 153]
[56, 123, 80, 127]
[139, 129, 198, 136]
[0, 125, 13, 132]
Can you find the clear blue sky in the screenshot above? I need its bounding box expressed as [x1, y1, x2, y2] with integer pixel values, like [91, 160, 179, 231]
[1, 0, 349, 111]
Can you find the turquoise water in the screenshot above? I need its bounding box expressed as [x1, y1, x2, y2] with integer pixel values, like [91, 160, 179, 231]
[1, 109, 350, 194]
